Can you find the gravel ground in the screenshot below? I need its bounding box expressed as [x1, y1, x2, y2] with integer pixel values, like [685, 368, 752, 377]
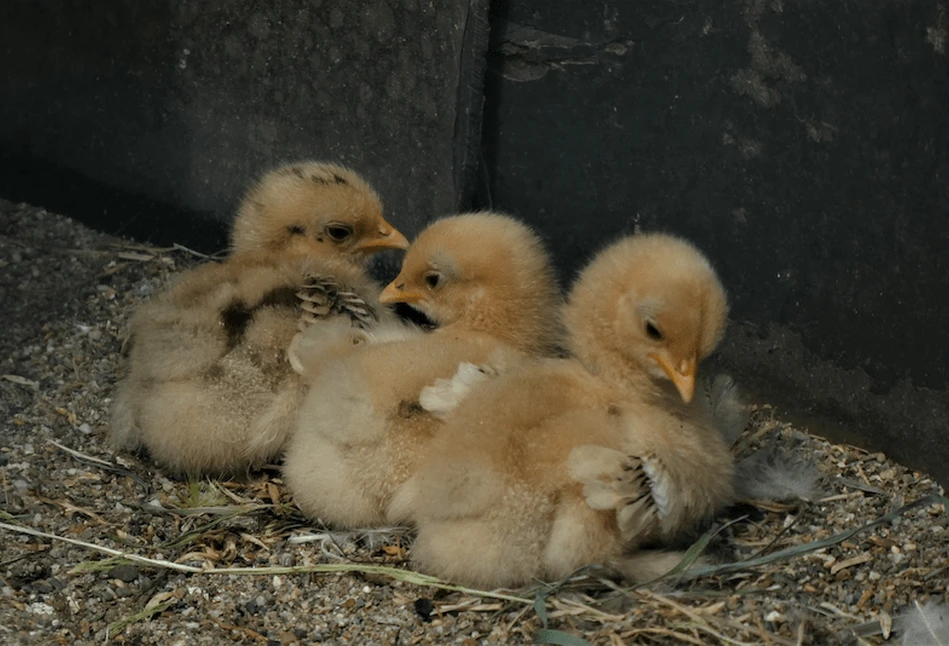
[1, 199, 947, 645]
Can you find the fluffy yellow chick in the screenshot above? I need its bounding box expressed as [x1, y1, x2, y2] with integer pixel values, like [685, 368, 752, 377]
[389, 232, 735, 588]
[281, 212, 563, 528]
[109, 161, 408, 476]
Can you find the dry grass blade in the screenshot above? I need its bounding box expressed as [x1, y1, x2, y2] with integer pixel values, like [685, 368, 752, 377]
[143, 503, 269, 516]
[534, 628, 594, 646]
[689, 494, 947, 577]
[639, 589, 792, 646]
[550, 596, 625, 622]
[106, 599, 177, 640]
[171, 243, 217, 259]
[0, 520, 205, 573]
[837, 478, 887, 496]
[34, 494, 107, 524]
[620, 627, 706, 645]
[436, 600, 504, 613]
[647, 515, 748, 584]
[49, 440, 149, 488]
[0, 520, 531, 605]
[2, 374, 39, 389]
[71, 556, 136, 574]
[115, 251, 156, 262]
[533, 590, 596, 646]
[48, 440, 115, 468]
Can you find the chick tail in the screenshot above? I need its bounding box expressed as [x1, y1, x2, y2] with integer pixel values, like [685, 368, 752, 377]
[734, 444, 821, 502]
[698, 374, 749, 447]
[108, 380, 141, 450]
[386, 477, 419, 525]
[607, 549, 708, 584]
[244, 382, 307, 465]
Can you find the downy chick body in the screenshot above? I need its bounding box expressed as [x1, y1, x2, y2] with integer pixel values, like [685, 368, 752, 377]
[109, 161, 408, 475]
[389, 233, 735, 588]
[281, 212, 563, 528]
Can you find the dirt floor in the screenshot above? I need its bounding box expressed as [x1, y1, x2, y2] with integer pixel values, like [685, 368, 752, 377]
[1, 199, 947, 645]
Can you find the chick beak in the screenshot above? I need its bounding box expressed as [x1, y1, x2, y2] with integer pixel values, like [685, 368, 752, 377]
[379, 280, 425, 305]
[353, 220, 410, 253]
[651, 353, 698, 403]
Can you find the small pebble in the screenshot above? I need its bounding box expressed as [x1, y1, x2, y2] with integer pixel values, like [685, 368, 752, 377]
[107, 565, 140, 583]
[28, 602, 54, 616]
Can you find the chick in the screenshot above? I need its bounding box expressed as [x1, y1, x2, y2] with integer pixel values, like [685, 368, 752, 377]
[281, 212, 563, 528]
[109, 161, 409, 476]
[389, 233, 735, 588]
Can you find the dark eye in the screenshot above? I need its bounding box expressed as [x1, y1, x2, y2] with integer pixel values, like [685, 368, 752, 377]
[424, 272, 441, 289]
[325, 223, 353, 241]
[287, 225, 305, 236]
[645, 321, 663, 340]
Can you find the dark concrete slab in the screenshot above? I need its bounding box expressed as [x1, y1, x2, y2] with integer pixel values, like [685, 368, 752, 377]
[482, 0, 949, 484]
[0, 0, 491, 252]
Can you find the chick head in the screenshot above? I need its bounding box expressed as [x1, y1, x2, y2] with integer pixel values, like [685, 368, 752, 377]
[564, 233, 728, 403]
[377, 212, 562, 353]
[230, 161, 408, 260]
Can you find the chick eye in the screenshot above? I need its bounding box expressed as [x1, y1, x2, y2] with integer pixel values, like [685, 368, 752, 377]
[644, 321, 664, 341]
[325, 223, 354, 241]
[287, 225, 305, 236]
[423, 271, 442, 290]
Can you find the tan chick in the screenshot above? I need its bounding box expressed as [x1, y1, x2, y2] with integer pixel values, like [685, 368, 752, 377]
[281, 212, 563, 529]
[388, 232, 735, 588]
[109, 161, 409, 476]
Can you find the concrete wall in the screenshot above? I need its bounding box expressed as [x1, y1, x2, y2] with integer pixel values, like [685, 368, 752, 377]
[0, 0, 490, 251]
[482, 0, 949, 483]
[2, 0, 947, 483]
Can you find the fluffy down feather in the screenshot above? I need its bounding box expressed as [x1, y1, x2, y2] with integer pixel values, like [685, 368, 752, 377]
[282, 212, 563, 528]
[109, 161, 408, 475]
[392, 232, 736, 588]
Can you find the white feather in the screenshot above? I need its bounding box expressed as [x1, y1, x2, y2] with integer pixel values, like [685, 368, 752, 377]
[418, 362, 495, 418]
[899, 600, 949, 645]
[734, 445, 821, 502]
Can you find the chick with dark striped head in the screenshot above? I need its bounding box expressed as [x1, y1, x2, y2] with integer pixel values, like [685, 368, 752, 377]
[109, 160, 408, 476]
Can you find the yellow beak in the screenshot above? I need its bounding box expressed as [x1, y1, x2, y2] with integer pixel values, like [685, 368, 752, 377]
[379, 280, 425, 305]
[650, 353, 697, 403]
[353, 219, 410, 253]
